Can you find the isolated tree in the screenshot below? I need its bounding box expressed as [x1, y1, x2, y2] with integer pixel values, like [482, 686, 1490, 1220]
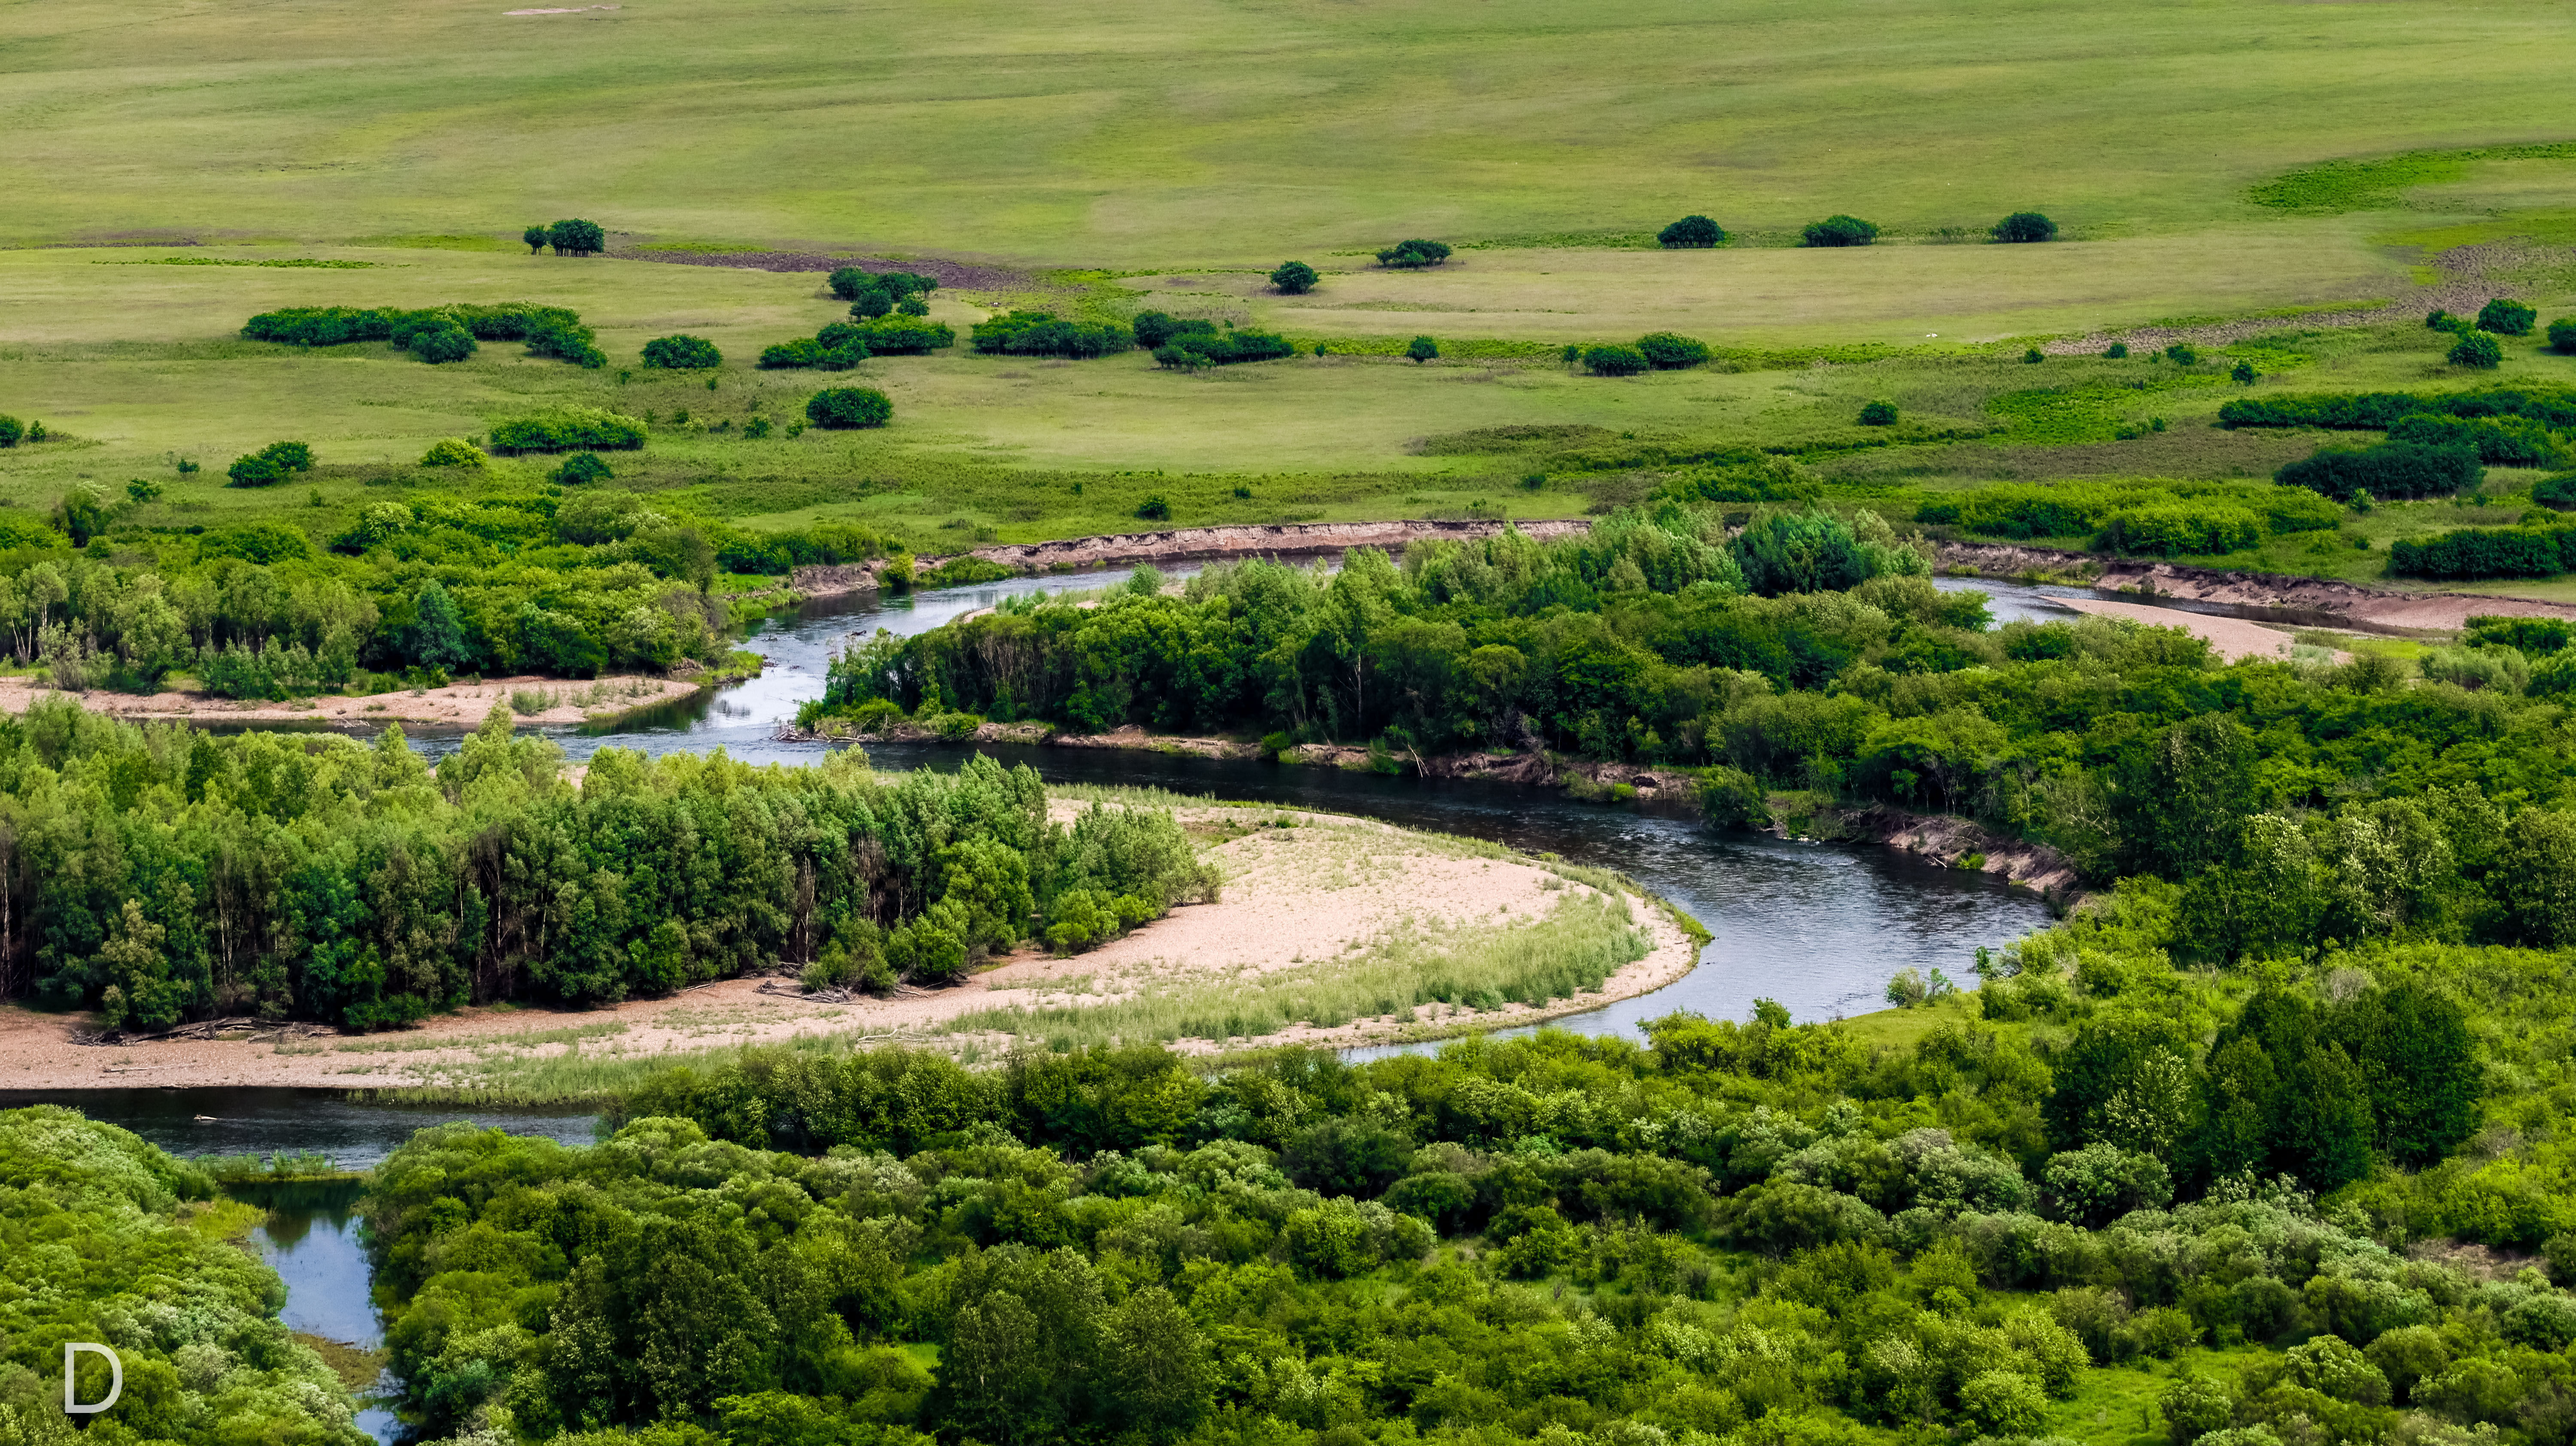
[2023, 347, 2045, 364]
[641, 334, 723, 369]
[1858, 401, 1898, 425]
[2105, 342, 2129, 358]
[1657, 215, 1725, 248]
[807, 386, 893, 428]
[1991, 211, 2058, 243]
[2478, 298, 2537, 336]
[2449, 331, 2503, 369]
[522, 225, 552, 255]
[1270, 260, 1319, 294]
[1801, 215, 1879, 247]
[1406, 335, 1440, 363]
[1634, 331, 1710, 369]
[1377, 239, 1452, 269]
[404, 580, 475, 672]
[2231, 360, 2257, 384]
[547, 219, 607, 256]
[0, 416, 26, 447]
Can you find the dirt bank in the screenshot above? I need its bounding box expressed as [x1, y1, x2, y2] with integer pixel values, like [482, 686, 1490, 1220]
[912, 518, 1594, 578]
[0, 804, 1696, 1091]
[0, 673, 708, 730]
[1937, 541, 2576, 633]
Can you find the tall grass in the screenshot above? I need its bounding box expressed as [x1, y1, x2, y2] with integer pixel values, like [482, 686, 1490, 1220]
[940, 890, 1649, 1050]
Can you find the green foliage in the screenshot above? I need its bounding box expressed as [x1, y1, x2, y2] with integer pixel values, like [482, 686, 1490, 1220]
[2232, 359, 2257, 384]
[2552, 318, 2576, 354]
[1269, 260, 1319, 293]
[807, 387, 893, 429]
[225, 439, 315, 487]
[2387, 522, 2576, 580]
[2387, 411, 2562, 466]
[2451, 331, 2503, 369]
[2107, 341, 2130, 358]
[1584, 345, 1649, 377]
[2277, 442, 2480, 502]
[1657, 214, 1726, 247]
[1859, 401, 1899, 425]
[550, 450, 615, 485]
[1149, 325, 1295, 368]
[0, 415, 21, 448]
[1916, 479, 2340, 544]
[2096, 500, 2265, 557]
[1376, 238, 1452, 268]
[1136, 495, 1172, 521]
[641, 334, 723, 369]
[970, 312, 1133, 358]
[245, 301, 609, 366]
[410, 320, 477, 363]
[420, 437, 487, 467]
[524, 223, 551, 254]
[547, 217, 607, 255]
[2478, 298, 2537, 337]
[1802, 214, 1879, 246]
[488, 406, 648, 452]
[1634, 332, 1710, 369]
[1992, 211, 2058, 242]
[2224, 385, 2576, 431]
[1407, 335, 1440, 363]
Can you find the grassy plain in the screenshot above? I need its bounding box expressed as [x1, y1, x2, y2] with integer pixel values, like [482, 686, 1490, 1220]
[3, 0, 2572, 264]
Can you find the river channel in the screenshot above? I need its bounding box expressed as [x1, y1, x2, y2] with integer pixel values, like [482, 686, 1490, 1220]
[12, 566, 2100, 1441]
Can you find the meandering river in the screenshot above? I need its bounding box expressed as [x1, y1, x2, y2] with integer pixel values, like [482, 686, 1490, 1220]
[13, 567, 2096, 1441]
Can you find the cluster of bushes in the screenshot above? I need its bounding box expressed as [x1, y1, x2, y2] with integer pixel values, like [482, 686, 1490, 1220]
[1803, 214, 1880, 247]
[2388, 521, 2576, 580]
[828, 267, 939, 316]
[2386, 410, 2564, 466]
[2219, 386, 2576, 431]
[640, 334, 722, 370]
[970, 311, 1135, 358]
[241, 301, 607, 367]
[808, 386, 894, 429]
[2276, 441, 2483, 502]
[1658, 214, 1726, 247]
[2427, 298, 2537, 338]
[1991, 211, 2057, 242]
[1135, 312, 1294, 368]
[1377, 238, 1452, 268]
[224, 438, 316, 488]
[759, 316, 956, 368]
[487, 405, 649, 453]
[521, 218, 605, 255]
[1916, 479, 2342, 555]
[1581, 332, 1710, 375]
[0, 1106, 373, 1445]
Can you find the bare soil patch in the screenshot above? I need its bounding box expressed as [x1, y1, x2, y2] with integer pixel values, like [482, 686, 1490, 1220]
[0, 674, 704, 729]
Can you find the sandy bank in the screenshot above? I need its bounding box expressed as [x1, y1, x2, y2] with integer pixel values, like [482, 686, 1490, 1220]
[1, 805, 1698, 1092]
[1938, 541, 2576, 634]
[0, 673, 711, 729]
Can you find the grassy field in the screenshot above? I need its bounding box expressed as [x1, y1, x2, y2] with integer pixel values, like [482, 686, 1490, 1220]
[3, 0, 2572, 265]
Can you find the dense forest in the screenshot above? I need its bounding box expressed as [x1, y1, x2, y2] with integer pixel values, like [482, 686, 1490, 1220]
[358, 871, 2576, 1446]
[0, 703, 1212, 1028]
[0, 1106, 371, 1446]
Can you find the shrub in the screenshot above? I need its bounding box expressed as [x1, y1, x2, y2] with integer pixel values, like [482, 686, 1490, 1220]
[487, 407, 648, 452]
[0, 416, 21, 448]
[2451, 331, 2504, 369]
[969, 311, 1133, 358]
[1634, 332, 1710, 369]
[1131, 311, 1196, 348]
[806, 386, 893, 429]
[522, 224, 550, 255]
[845, 316, 954, 354]
[526, 318, 608, 368]
[2106, 342, 2129, 358]
[2552, 318, 2576, 354]
[2165, 343, 2198, 365]
[2429, 309, 2456, 330]
[2536, 474, 2576, 510]
[2388, 412, 2563, 467]
[2097, 501, 2265, 557]
[125, 477, 162, 503]
[895, 295, 929, 316]
[1735, 509, 1870, 594]
[550, 452, 615, 485]
[2220, 388, 2576, 430]
[420, 438, 487, 467]
[1151, 326, 1295, 368]
[1377, 239, 1452, 268]
[1135, 495, 1173, 521]
[1270, 260, 1320, 294]
[222, 440, 315, 488]
[2024, 348, 2045, 364]
[641, 334, 722, 369]
[546, 218, 606, 255]
[2231, 360, 2258, 384]
[1859, 401, 1899, 425]
[1408, 335, 1440, 363]
[759, 336, 869, 369]
[1658, 215, 1726, 248]
[2390, 525, 2576, 580]
[1584, 345, 1649, 377]
[2479, 298, 2538, 336]
[1992, 211, 2059, 243]
[826, 267, 872, 301]
[411, 322, 477, 364]
[1801, 215, 1879, 247]
[2278, 441, 2481, 501]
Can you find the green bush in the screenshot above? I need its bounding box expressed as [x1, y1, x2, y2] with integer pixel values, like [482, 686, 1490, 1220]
[2106, 342, 2129, 358]
[550, 451, 615, 485]
[1658, 214, 1726, 248]
[411, 322, 477, 364]
[1132, 311, 1196, 348]
[806, 386, 893, 429]
[1734, 509, 1869, 594]
[2388, 412, 2563, 467]
[2480, 298, 2539, 337]
[522, 224, 550, 254]
[1270, 260, 1320, 293]
[1408, 335, 1440, 363]
[1801, 214, 1879, 247]
[1151, 325, 1295, 367]
[2165, 343, 2199, 365]
[826, 266, 872, 300]
[641, 334, 723, 369]
[1377, 238, 1452, 268]
[847, 316, 954, 354]
[2232, 360, 2257, 384]
[420, 437, 486, 467]
[2390, 524, 2576, 580]
[0, 416, 23, 448]
[487, 406, 648, 452]
[2097, 501, 2266, 556]
[969, 311, 1133, 358]
[759, 335, 869, 369]
[1585, 345, 1650, 376]
[546, 217, 606, 255]
[1992, 212, 2058, 243]
[223, 440, 314, 488]
[2551, 319, 2576, 354]
[1634, 331, 1710, 369]
[2451, 331, 2505, 369]
[1137, 495, 1173, 521]
[2536, 474, 2576, 510]
[1859, 401, 1899, 425]
[2222, 387, 2576, 430]
[2278, 441, 2481, 501]
[2024, 348, 2046, 364]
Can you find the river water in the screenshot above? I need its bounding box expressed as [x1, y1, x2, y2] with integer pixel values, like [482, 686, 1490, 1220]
[13, 568, 2098, 1440]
